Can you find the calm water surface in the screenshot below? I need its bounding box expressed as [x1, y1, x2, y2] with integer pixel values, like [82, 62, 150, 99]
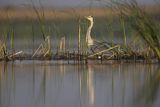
[0, 61, 160, 107]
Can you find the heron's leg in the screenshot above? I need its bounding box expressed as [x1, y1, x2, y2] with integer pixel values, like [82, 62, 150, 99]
[90, 47, 95, 53]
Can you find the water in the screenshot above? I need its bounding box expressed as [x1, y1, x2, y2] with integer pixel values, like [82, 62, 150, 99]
[0, 61, 160, 107]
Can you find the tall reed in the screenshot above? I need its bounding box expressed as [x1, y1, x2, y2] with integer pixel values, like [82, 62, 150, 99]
[119, 12, 127, 47]
[31, 1, 46, 40]
[31, 1, 52, 57]
[6, 6, 15, 52]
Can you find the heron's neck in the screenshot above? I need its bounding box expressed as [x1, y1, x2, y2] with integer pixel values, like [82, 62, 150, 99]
[86, 20, 93, 37]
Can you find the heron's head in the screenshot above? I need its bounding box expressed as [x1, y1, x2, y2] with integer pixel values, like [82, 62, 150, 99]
[85, 16, 93, 22]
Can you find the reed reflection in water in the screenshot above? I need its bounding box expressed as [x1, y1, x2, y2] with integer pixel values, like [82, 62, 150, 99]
[0, 61, 160, 107]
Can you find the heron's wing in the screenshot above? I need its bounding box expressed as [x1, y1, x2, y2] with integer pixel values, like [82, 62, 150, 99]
[93, 40, 113, 49]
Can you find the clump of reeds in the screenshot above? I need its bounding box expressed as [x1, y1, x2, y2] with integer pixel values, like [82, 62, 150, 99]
[114, 0, 160, 61]
[32, 36, 51, 59]
[0, 6, 23, 61]
[31, 1, 52, 58]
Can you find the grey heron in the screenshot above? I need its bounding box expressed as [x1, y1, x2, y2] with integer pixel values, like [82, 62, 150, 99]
[85, 16, 113, 53]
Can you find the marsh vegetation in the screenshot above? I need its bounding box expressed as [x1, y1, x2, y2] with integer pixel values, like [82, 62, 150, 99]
[0, 0, 160, 63]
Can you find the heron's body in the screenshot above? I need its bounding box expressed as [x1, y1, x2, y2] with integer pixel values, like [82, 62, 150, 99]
[85, 16, 94, 47]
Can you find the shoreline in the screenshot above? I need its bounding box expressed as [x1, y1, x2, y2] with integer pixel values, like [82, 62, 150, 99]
[0, 52, 159, 64]
[0, 5, 160, 20]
